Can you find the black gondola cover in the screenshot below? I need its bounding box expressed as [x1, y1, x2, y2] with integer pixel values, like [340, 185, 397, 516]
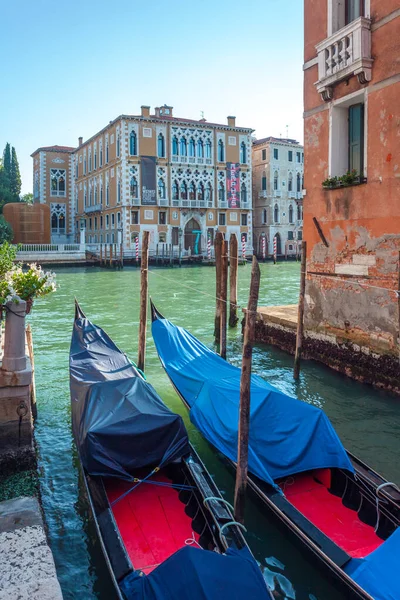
[70, 306, 190, 480]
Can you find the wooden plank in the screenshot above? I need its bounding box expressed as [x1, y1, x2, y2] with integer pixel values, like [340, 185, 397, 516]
[229, 233, 239, 327]
[294, 240, 307, 379]
[138, 231, 149, 372]
[220, 238, 228, 358]
[214, 232, 223, 342]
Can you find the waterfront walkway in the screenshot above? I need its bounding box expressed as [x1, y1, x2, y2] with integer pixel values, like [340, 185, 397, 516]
[256, 304, 298, 329]
[0, 496, 63, 599]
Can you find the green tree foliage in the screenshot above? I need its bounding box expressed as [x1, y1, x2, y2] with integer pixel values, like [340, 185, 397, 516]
[0, 217, 13, 245]
[0, 143, 22, 211]
[21, 193, 34, 204]
[10, 147, 21, 198]
[0, 241, 17, 276]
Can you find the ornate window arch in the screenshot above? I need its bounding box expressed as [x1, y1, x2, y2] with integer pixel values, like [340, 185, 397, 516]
[189, 181, 196, 200]
[180, 137, 187, 156]
[218, 181, 225, 202]
[158, 133, 165, 158]
[172, 180, 179, 200]
[50, 203, 66, 233]
[218, 139, 224, 162]
[263, 208, 267, 224]
[289, 204, 294, 223]
[172, 135, 179, 155]
[240, 142, 247, 164]
[158, 178, 166, 199]
[288, 172, 293, 192]
[106, 182, 110, 205]
[297, 172, 301, 192]
[180, 181, 187, 200]
[274, 204, 279, 223]
[189, 138, 196, 157]
[130, 131, 137, 156]
[197, 181, 204, 201]
[297, 204, 302, 220]
[206, 182, 213, 204]
[274, 171, 279, 191]
[205, 140, 212, 159]
[130, 176, 138, 198]
[241, 183, 247, 204]
[50, 169, 66, 197]
[197, 139, 204, 158]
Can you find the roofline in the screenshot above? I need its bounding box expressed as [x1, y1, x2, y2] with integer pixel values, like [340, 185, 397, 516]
[253, 137, 303, 148]
[31, 146, 75, 157]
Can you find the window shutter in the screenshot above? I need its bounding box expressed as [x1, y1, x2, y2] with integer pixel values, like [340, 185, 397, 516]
[348, 103, 364, 175]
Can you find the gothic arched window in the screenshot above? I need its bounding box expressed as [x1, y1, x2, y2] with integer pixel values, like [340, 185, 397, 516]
[130, 131, 137, 156]
[197, 139, 204, 158]
[180, 181, 187, 200]
[241, 183, 247, 204]
[130, 176, 138, 198]
[274, 204, 279, 223]
[218, 139, 225, 162]
[240, 142, 247, 164]
[180, 137, 187, 156]
[297, 172, 301, 192]
[172, 136, 179, 155]
[274, 171, 279, 191]
[206, 182, 213, 204]
[158, 178, 166, 199]
[205, 140, 212, 159]
[189, 181, 196, 200]
[158, 133, 165, 158]
[261, 172, 267, 191]
[197, 182, 204, 201]
[172, 180, 179, 200]
[189, 138, 195, 157]
[288, 172, 293, 192]
[218, 181, 225, 202]
[289, 204, 293, 223]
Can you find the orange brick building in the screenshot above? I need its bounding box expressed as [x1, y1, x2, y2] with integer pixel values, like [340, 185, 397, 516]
[303, 1, 400, 388]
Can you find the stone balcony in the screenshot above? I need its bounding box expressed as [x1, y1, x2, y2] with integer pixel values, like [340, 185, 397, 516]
[315, 17, 373, 101]
[84, 203, 102, 214]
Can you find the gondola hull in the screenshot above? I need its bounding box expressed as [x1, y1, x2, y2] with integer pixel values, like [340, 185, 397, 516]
[150, 302, 400, 600]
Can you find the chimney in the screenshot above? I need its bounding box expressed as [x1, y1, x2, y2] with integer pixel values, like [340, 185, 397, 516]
[154, 107, 160, 117]
[141, 105, 150, 117]
[227, 116, 236, 128]
[78, 136, 83, 147]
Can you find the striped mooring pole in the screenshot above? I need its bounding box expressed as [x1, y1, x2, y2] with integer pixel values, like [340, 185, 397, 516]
[262, 235, 266, 261]
[241, 235, 246, 261]
[273, 235, 277, 263]
[207, 230, 212, 260]
[135, 236, 139, 263]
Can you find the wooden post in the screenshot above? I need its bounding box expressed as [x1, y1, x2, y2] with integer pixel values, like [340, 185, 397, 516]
[178, 242, 182, 267]
[293, 240, 307, 380]
[103, 244, 107, 267]
[156, 243, 159, 266]
[234, 256, 261, 525]
[109, 243, 113, 268]
[229, 233, 239, 327]
[138, 231, 149, 373]
[100, 244, 103, 265]
[220, 238, 228, 359]
[120, 243, 123, 268]
[398, 251, 400, 364]
[169, 244, 173, 267]
[214, 231, 223, 341]
[26, 324, 37, 420]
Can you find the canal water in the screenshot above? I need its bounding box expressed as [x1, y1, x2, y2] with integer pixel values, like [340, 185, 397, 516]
[29, 262, 400, 600]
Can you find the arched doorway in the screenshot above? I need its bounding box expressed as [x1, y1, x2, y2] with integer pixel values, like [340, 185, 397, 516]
[184, 218, 202, 255]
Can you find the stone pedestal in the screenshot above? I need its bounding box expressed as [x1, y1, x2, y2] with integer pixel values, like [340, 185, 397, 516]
[0, 301, 35, 475]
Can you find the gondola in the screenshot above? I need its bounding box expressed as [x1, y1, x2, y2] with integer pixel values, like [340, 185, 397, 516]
[70, 302, 272, 600]
[150, 301, 400, 600]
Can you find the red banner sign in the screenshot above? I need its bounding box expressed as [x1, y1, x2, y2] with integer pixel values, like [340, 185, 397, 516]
[227, 162, 240, 208]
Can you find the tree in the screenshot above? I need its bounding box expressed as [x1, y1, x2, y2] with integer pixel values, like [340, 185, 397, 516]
[21, 193, 34, 204]
[3, 143, 11, 179]
[0, 217, 13, 245]
[0, 161, 13, 212]
[10, 147, 21, 199]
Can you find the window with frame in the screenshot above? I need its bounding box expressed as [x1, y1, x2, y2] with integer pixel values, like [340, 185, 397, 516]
[117, 135, 120, 157]
[263, 209, 267, 224]
[117, 180, 121, 203]
[289, 205, 294, 223]
[274, 204, 279, 223]
[159, 232, 167, 243]
[158, 178, 166, 199]
[218, 181, 225, 203]
[158, 133, 165, 158]
[218, 139, 225, 162]
[197, 182, 204, 201]
[172, 181, 179, 200]
[288, 172, 293, 191]
[241, 183, 247, 205]
[240, 142, 246, 164]
[130, 131, 137, 156]
[159, 211, 166, 225]
[297, 230, 303, 241]
[297, 204, 302, 220]
[106, 142, 109, 163]
[349, 103, 364, 175]
[189, 182, 196, 200]
[218, 212, 226, 226]
[111, 214, 115, 226]
[117, 212, 121, 225]
[180, 137, 187, 156]
[189, 138, 195, 157]
[130, 176, 138, 198]
[273, 148, 278, 160]
[205, 183, 213, 204]
[180, 181, 187, 200]
[296, 152, 301, 163]
[94, 149, 97, 170]
[197, 139, 204, 158]
[288, 150, 293, 162]
[205, 140, 212, 159]
[131, 210, 139, 224]
[262, 149, 266, 161]
[100, 146, 103, 167]
[346, 0, 364, 24]
[241, 213, 248, 226]
[172, 136, 179, 155]
[274, 171, 279, 191]
[106, 215, 109, 228]
[261, 173, 267, 191]
[106, 182, 110, 205]
[50, 169, 66, 197]
[297, 173, 301, 192]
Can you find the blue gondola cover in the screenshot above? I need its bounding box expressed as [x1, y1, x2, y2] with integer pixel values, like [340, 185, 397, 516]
[152, 317, 354, 490]
[70, 309, 190, 480]
[120, 545, 271, 599]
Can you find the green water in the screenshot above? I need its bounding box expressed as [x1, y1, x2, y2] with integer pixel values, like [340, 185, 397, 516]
[29, 263, 400, 600]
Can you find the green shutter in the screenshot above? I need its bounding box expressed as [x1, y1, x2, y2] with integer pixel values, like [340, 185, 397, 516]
[348, 103, 364, 175]
[346, 0, 363, 24]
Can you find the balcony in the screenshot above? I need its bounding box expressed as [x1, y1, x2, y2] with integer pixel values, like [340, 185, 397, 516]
[84, 204, 102, 214]
[273, 190, 282, 198]
[315, 17, 372, 101]
[259, 190, 267, 199]
[288, 191, 296, 199]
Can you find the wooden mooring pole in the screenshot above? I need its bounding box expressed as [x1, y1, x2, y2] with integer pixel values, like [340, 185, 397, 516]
[220, 237, 228, 358]
[99, 244, 103, 265]
[229, 233, 239, 327]
[234, 256, 260, 525]
[119, 243, 123, 268]
[109, 243, 113, 268]
[214, 231, 223, 342]
[293, 240, 307, 380]
[26, 324, 37, 420]
[398, 250, 400, 364]
[138, 231, 149, 372]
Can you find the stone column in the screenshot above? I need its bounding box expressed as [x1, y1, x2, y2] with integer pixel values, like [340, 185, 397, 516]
[2, 299, 26, 372]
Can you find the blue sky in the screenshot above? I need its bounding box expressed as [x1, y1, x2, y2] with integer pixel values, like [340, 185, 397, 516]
[0, 0, 304, 194]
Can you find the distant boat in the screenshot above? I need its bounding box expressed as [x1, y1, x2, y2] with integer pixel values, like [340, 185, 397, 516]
[70, 302, 272, 600]
[151, 300, 400, 600]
